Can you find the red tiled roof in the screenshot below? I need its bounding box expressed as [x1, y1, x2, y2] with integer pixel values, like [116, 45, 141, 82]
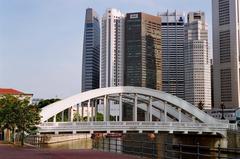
[0, 88, 24, 95]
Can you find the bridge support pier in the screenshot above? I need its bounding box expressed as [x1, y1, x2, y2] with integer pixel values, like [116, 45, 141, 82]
[149, 97, 152, 121]
[53, 115, 56, 123]
[178, 108, 182, 122]
[164, 101, 167, 122]
[94, 100, 98, 121]
[192, 116, 196, 122]
[104, 95, 110, 121]
[61, 110, 64, 122]
[77, 103, 80, 122]
[87, 100, 90, 122]
[81, 103, 84, 118]
[133, 94, 138, 121]
[91, 100, 94, 121]
[145, 108, 148, 121]
[68, 107, 73, 122]
[119, 94, 122, 122]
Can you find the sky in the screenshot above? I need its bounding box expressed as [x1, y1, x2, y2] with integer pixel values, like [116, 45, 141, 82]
[0, 0, 212, 99]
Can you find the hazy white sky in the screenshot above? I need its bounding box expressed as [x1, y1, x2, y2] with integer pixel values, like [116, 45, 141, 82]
[0, 0, 212, 99]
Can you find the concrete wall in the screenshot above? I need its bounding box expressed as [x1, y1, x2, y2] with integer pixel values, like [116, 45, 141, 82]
[43, 133, 91, 144]
[25, 133, 91, 145]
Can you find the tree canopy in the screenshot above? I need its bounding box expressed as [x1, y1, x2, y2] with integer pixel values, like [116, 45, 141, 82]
[0, 95, 41, 145]
[36, 98, 60, 108]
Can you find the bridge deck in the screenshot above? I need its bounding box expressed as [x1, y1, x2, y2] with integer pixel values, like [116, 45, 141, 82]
[39, 121, 233, 137]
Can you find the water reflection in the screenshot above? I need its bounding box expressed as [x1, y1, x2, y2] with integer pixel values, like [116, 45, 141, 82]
[40, 138, 92, 149]
[38, 137, 240, 159]
[93, 137, 122, 153]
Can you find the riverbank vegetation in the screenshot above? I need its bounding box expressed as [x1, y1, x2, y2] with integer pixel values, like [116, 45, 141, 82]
[0, 95, 41, 146]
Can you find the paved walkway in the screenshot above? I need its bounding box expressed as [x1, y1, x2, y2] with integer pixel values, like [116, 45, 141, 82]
[0, 144, 140, 159]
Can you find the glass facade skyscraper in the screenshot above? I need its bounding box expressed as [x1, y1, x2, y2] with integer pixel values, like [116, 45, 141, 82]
[124, 12, 162, 90]
[82, 8, 100, 92]
[123, 12, 162, 121]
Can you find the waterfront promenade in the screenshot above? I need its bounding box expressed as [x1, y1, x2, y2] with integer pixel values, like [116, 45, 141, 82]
[0, 144, 139, 159]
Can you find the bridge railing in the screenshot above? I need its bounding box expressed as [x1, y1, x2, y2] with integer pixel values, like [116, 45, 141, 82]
[39, 121, 230, 132]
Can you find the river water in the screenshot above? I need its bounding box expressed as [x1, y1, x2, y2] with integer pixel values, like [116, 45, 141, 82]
[40, 138, 92, 149]
[38, 137, 240, 159]
[39, 137, 122, 151]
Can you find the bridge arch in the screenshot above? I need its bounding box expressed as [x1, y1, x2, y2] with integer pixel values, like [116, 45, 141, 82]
[41, 86, 222, 125]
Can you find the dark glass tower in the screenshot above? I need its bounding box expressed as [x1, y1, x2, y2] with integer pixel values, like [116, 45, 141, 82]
[123, 12, 162, 121]
[124, 12, 162, 90]
[82, 8, 100, 92]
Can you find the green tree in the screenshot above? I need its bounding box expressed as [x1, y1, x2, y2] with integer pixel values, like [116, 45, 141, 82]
[96, 112, 104, 121]
[198, 101, 204, 110]
[110, 115, 116, 121]
[36, 98, 60, 108]
[0, 95, 18, 141]
[0, 95, 41, 146]
[73, 113, 84, 121]
[15, 104, 41, 146]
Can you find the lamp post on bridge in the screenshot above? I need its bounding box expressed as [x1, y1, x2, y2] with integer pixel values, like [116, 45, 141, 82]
[221, 102, 225, 120]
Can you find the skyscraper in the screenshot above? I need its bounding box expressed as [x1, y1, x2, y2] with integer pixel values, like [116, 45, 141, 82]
[184, 12, 211, 109]
[100, 8, 125, 88]
[124, 12, 162, 90]
[81, 8, 100, 92]
[159, 11, 185, 99]
[212, 0, 240, 108]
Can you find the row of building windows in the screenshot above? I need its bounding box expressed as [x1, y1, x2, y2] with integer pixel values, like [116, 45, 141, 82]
[219, 0, 230, 26]
[220, 30, 231, 63]
[220, 69, 232, 102]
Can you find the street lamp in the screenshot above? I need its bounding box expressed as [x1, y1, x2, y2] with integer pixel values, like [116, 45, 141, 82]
[220, 102, 225, 120]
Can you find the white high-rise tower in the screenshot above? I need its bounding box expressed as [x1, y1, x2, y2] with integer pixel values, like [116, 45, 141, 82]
[212, 0, 240, 108]
[99, 8, 125, 118]
[184, 12, 211, 109]
[100, 8, 125, 88]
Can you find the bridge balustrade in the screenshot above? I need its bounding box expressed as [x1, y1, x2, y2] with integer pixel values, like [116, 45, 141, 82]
[38, 121, 229, 137]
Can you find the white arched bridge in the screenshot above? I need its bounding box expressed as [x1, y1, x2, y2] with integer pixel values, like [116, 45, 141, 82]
[39, 86, 235, 137]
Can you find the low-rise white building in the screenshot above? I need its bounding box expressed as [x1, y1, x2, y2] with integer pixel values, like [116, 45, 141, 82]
[0, 88, 33, 104]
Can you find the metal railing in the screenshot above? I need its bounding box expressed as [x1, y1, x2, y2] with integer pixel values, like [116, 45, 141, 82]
[92, 137, 158, 158]
[24, 135, 48, 147]
[165, 143, 240, 159]
[92, 137, 240, 159]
